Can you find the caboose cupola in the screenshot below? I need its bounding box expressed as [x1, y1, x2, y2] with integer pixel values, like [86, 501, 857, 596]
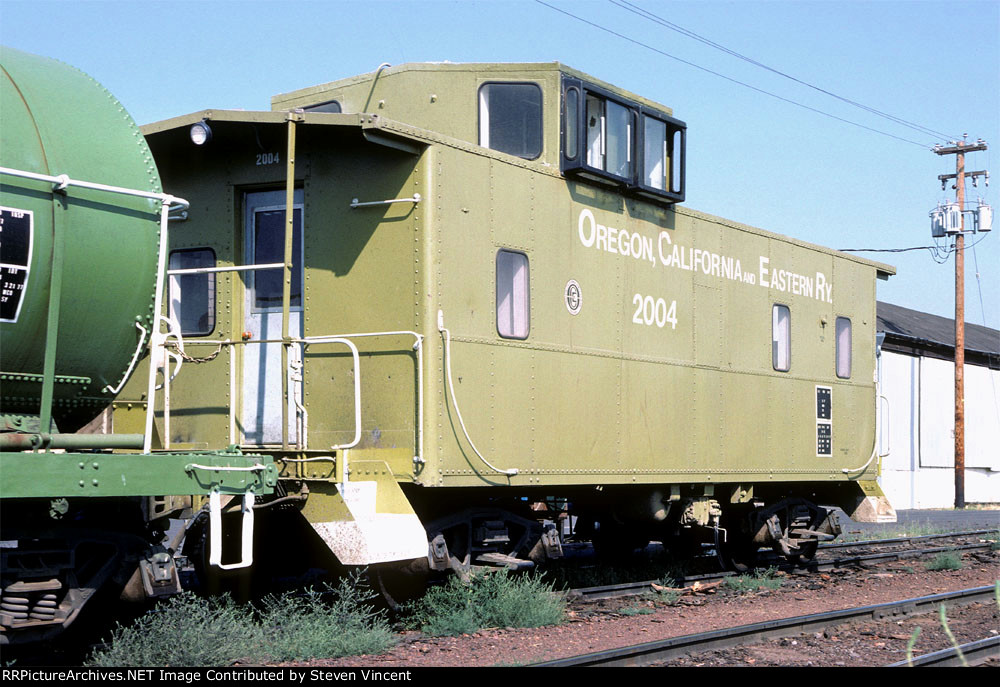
[561, 77, 686, 204]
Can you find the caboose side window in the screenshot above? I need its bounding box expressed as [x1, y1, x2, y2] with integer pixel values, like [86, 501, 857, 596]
[496, 250, 529, 339]
[585, 96, 632, 179]
[168, 248, 216, 336]
[772, 304, 791, 371]
[478, 83, 542, 160]
[836, 317, 852, 378]
[642, 115, 667, 190]
[303, 99, 342, 113]
[564, 86, 579, 160]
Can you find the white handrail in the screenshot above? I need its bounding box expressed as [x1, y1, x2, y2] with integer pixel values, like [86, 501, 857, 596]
[842, 376, 882, 475]
[300, 337, 363, 457]
[438, 310, 518, 477]
[0, 166, 188, 211]
[298, 331, 424, 467]
[166, 262, 284, 276]
[144, 202, 172, 453]
[208, 490, 255, 570]
[102, 321, 148, 394]
[349, 193, 421, 209]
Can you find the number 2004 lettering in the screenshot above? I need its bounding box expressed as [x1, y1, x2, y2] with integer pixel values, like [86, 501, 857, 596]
[632, 293, 677, 330]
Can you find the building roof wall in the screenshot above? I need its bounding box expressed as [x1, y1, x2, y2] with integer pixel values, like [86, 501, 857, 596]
[877, 301, 999, 369]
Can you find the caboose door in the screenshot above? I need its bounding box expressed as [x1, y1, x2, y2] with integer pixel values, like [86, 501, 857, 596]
[241, 189, 303, 445]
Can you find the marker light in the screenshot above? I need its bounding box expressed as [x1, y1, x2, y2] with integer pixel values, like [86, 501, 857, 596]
[190, 120, 212, 146]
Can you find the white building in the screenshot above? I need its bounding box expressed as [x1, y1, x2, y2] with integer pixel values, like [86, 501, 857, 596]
[877, 302, 1000, 509]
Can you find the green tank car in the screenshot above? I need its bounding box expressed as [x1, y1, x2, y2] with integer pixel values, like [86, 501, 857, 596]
[0, 48, 274, 645]
[126, 61, 896, 599]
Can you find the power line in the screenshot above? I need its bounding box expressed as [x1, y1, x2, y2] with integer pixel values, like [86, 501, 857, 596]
[534, 0, 931, 147]
[840, 231, 992, 264]
[611, 0, 962, 142]
[971, 241, 1000, 428]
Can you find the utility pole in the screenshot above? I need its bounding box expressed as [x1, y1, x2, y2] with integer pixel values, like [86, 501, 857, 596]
[933, 136, 988, 509]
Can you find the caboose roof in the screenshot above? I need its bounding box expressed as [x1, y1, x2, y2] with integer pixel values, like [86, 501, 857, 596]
[270, 61, 674, 116]
[140, 107, 895, 280]
[140, 109, 429, 156]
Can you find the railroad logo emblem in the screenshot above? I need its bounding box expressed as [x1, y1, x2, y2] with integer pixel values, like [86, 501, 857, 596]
[565, 280, 582, 315]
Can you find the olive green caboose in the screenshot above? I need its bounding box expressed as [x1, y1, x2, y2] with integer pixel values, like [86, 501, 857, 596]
[125, 62, 895, 584]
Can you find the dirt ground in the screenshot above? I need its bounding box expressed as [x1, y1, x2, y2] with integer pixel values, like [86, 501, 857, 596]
[293, 543, 999, 668]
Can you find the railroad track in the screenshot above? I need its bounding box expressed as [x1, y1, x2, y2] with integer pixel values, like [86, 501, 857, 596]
[823, 528, 997, 552]
[568, 529, 997, 602]
[885, 636, 1000, 667]
[534, 585, 998, 667]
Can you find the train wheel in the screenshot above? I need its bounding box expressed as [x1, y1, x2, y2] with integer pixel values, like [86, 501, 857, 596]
[787, 540, 819, 565]
[717, 534, 759, 573]
[371, 560, 429, 611]
[717, 505, 762, 573]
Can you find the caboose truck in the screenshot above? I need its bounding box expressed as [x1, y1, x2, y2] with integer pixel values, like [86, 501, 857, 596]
[131, 62, 895, 598]
[0, 48, 276, 645]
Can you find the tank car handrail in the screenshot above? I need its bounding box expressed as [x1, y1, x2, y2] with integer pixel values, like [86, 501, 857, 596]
[186, 462, 269, 472]
[144, 201, 174, 452]
[0, 166, 189, 212]
[102, 321, 148, 394]
[0, 166, 188, 454]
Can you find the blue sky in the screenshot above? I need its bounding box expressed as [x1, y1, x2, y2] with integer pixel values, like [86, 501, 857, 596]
[3, 0, 998, 329]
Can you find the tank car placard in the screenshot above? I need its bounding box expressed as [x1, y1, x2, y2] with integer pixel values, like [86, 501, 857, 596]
[0, 206, 33, 324]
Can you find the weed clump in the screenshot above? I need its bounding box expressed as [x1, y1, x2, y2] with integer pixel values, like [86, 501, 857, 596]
[87, 575, 394, 666]
[619, 603, 654, 616]
[654, 588, 683, 605]
[408, 570, 566, 637]
[723, 567, 784, 594]
[924, 552, 963, 571]
[88, 593, 260, 667]
[258, 577, 395, 661]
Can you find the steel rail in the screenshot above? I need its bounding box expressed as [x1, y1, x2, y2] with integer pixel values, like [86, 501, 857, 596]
[820, 528, 998, 551]
[535, 585, 996, 667]
[803, 541, 993, 569]
[569, 540, 995, 602]
[885, 636, 1000, 667]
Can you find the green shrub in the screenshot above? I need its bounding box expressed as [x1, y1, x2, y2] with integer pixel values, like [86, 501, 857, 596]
[924, 552, 963, 571]
[619, 603, 654, 616]
[88, 593, 260, 667]
[724, 567, 784, 594]
[88, 575, 395, 666]
[654, 587, 683, 605]
[410, 570, 566, 637]
[257, 577, 395, 661]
